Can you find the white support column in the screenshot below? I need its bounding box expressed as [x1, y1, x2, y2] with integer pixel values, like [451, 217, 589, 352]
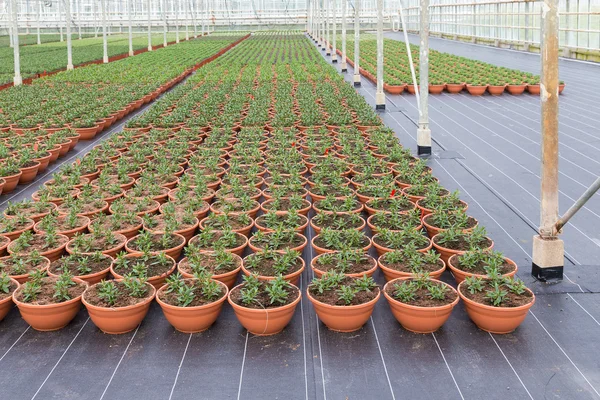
[532, 0, 563, 282]
[341, 0, 347, 71]
[163, 0, 168, 46]
[320, 0, 325, 48]
[148, 0, 153, 51]
[325, 0, 331, 55]
[11, 0, 21, 86]
[191, 0, 197, 38]
[93, 0, 98, 37]
[185, 0, 190, 40]
[175, 0, 180, 43]
[59, 0, 64, 41]
[128, 0, 134, 56]
[353, 0, 361, 86]
[101, 0, 108, 63]
[332, 0, 338, 62]
[77, 0, 82, 39]
[201, 0, 205, 35]
[375, 0, 384, 109]
[417, 0, 431, 155]
[64, 0, 74, 70]
[36, 0, 41, 45]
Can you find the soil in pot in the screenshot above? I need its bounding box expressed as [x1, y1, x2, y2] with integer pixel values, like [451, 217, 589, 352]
[249, 230, 307, 253]
[0, 273, 19, 321]
[311, 250, 377, 278]
[111, 251, 176, 289]
[125, 231, 186, 259]
[378, 247, 445, 281]
[310, 212, 365, 233]
[188, 230, 248, 256]
[48, 251, 112, 284]
[178, 249, 242, 288]
[8, 231, 68, 262]
[242, 249, 304, 285]
[448, 250, 517, 283]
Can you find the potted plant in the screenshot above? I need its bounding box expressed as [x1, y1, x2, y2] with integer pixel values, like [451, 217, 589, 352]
[0, 215, 36, 241]
[0, 272, 19, 321]
[110, 250, 176, 289]
[447, 249, 517, 283]
[367, 209, 422, 234]
[34, 210, 90, 238]
[187, 229, 248, 256]
[66, 229, 127, 257]
[248, 229, 307, 253]
[307, 271, 380, 332]
[383, 273, 459, 333]
[156, 271, 229, 333]
[310, 212, 365, 234]
[242, 249, 304, 285]
[254, 212, 308, 233]
[82, 276, 156, 334]
[422, 209, 478, 238]
[311, 228, 371, 254]
[48, 251, 113, 284]
[228, 274, 301, 335]
[12, 270, 87, 331]
[7, 228, 69, 262]
[125, 229, 186, 259]
[377, 244, 445, 281]
[371, 228, 431, 256]
[458, 274, 535, 333]
[311, 249, 377, 278]
[432, 226, 494, 263]
[178, 246, 242, 288]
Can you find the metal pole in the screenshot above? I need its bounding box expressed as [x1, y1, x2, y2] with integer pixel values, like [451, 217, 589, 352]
[163, 0, 168, 46]
[64, 0, 74, 70]
[321, 0, 325, 49]
[201, 0, 205, 35]
[532, 0, 563, 282]
[353, 0, 361, 86]
[93, 0, 98, 37]
[101, 0, 108, 63]
[128, 0, 134, 56]
[375, 0, 384, 109]
[332, 0, 337, 62]
[555, 177, 600, 233]
[399, 1, 419, 107]
[36, 0, 41, 45]
[191, 0, 197, 38]
[417, 0, 431, 155]
[341, 0, 347, 72]
[11, 0, 21, 86]
[148, 0, 153, 51]
[325, 0, 330, 55]
[59, 0, 64, 41]
[175, 0, 180, 43]
[77, 0, 81, 39]
[185, 0, 190, 40]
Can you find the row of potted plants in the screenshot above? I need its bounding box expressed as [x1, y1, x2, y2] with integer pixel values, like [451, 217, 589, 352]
[0, 33, 535, 338]
[341, 36, 565, 96]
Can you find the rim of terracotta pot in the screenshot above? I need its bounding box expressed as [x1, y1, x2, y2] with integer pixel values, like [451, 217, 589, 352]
[13, 277, 88, 309]
[383, 278, 459, 311]
[82, 281, 156, 311]
[311, 252, 377, 277]
[457, 281, 535, 312]
[306, 287, 381, 311]
[227, 282, 302, 314]
[156, 279, 228, 311]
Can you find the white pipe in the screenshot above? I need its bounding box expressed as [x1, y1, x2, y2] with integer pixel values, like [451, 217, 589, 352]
[148, 0, 153, 51]
[341, 0, 347, 71]
[398, 3, 420, 110]
[101, 0, 108, 63]
[11, 0, 21, 85]
[64, 0, 74, 70]
[353, 0, 361, 86]
[128, 0, 134, 56]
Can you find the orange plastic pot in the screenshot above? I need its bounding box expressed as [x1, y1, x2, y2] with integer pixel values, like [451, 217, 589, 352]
[228, 284, 301, 336]
[447, 254, 517, 284]
[12, 279, 87, 331]
[19, 161, 41, 184]
[377, 256, 445, 282]
[125, 232, 186, 259]
[383, 278, 459, 333]
[156, 280, 228, 333]
[241, 257, 305, 286]
[178, 256, 242, 289]
[1, 171, 22, 193]
[110, 253, 176, 290]
[311, 235, 371, 255]
[0, 278, 19, 322]
[82, 282, 156, 334]
[431, 234, 494, 265]
[458, 282, 535, 334]
[310, 253, 377, 278]
[307, 289, 380, 332]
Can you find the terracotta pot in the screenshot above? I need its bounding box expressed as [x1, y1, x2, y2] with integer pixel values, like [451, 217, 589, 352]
[34, 216, 90, 239]
[125, 232, 186, 259]
[1, 171, 23, 193]
[458, 281, 535, 334]
[75, 125, 99, 140]
[507, 85, 526, 95]
[416, 199, 468, 218]
[82, 282, 156, 334]
[429, 84, 445, 94]
[241, 258, 305, 286]
[487, 85, 506, 96]
[228, 284, 301, 335]
[311, 253, 378, 278]
[12, 279, 87, 331]
[385, 84, 406, 95]
[156, 280, 228, 333]
[466, 85, 488, 96]
[311, 235, 371, 255]
[527, 84, 540, 95]
[248, 233, 307, 254]
[447, 254, 517, 284]
[377, 256, 445, 281]
[371, 236, 431, 257]
[421, 213, 478, 238]
[307, 289, 380, 332]
[6, 256, 51, 284]
[0, 217, 35, 241]
[18, 161, 41, 184]
[110, 253, 176, 290]
[35, 153, 52, 172]
[8, 234, 68, 262]
[0, 278, 19, 322]
[446, 83, 465, 94]
[431, 234, 494, 264]
[383, 278, 459, 333]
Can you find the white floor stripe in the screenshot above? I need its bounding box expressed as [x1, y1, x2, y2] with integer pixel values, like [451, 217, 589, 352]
[432, 332, 465, 400]
[567, 294, 600, 326]
[99, 324, 140, 400]
[300, 273, 309, 400]
[236, 331, 249, 400]
[488, 333, 535, 400]
[370, 317, 396, 400]
[0, 326, 30, 363]
[31, 317, 89, 400]
[168, 333, 193, 400]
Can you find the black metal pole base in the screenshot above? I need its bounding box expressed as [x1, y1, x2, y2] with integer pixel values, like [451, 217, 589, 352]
[354, 82, 361, 87]
[375, 104, 385, 110]
[341, 68, 347, 72]
[332, 59, 338, 63]
[417, 145, 432, 156]
[531, 263, 564, 283]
